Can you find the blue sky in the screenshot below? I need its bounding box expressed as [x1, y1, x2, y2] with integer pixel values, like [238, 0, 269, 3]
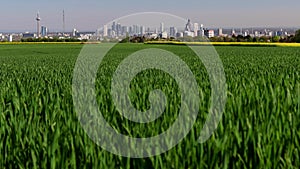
[1, 0, 299, 32]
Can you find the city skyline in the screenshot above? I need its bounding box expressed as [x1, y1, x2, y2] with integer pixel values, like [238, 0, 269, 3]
[1, 0, 300, 32]
[97, 19, 294, 39]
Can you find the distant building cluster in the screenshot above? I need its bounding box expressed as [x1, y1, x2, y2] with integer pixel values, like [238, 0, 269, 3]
[0, 11, 93, 42]
[0, 13, 297, 42]
[95, 19, 296, 42]
[96, 20, 210, 40]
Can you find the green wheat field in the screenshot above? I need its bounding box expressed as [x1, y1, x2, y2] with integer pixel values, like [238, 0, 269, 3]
[0, 44, 299, 168]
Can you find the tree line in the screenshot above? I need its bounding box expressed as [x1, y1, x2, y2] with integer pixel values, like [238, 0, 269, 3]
[120, 29, 300, 43]
[21, 38, 88, 42]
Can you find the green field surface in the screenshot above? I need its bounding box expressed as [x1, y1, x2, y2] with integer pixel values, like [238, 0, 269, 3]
[0, 44, 299, 168]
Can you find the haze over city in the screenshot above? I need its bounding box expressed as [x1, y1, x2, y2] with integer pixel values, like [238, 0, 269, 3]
[1, 0, 300, 32]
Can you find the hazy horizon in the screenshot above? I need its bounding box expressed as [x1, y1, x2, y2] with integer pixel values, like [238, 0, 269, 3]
[1, 0, 299, 32]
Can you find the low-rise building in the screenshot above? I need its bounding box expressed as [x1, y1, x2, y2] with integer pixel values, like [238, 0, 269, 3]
[204, 29, 214, 38]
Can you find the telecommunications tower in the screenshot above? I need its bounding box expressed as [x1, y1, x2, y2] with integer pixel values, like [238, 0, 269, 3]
[63, 10, 65, 35]
[36, 12, 41, 37]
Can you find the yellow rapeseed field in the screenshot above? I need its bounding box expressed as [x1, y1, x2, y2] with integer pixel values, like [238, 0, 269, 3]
[145, 41, 300, 47]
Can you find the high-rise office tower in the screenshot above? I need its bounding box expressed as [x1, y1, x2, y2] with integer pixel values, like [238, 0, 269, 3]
[194, 23, 199, 36]
[116, 23, 121, 36]
[122, 26, 128, 36]
[140, 26, 145, 35]
[218, 28, 223, 36]
[198, 24, 204, 37]
[185, 19, 192, 32]
[41, 26, 48, 37]
[112, 22, 116, 32]
[170, 27, 177, 37]
[103, 25, 108, 37]
[160, 22, 164, 33]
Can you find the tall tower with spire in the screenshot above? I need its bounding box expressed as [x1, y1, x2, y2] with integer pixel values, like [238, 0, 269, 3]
[63, 10, 65, 35]
[36, 12, 41, 38]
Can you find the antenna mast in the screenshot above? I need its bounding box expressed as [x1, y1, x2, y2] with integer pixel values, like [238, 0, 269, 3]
[63, 10, 65, 35]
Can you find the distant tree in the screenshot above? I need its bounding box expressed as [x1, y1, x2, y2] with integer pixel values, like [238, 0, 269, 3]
[182, 36, 194, 42]
[236, 35, 245, 42]
[245, 35, 253, 42]
[120, 37, 129, 43]
[272, 36, 280, 42]
[294, 29, 300, 43]
[279, 35, 294, 43]
[209, 37, 219, 42]
[259, 36, 269, 42]
[169, 37, 176, 41]
[288, 35, 295, 42]
[223, 36, 232, 42]
[120, 33, 130, 43]
[216, 36, 224, 42]
[129, 36, 146, 43]
[279, 37, 286, 43]
[141, 36, 146, 43]
[252, 37, 259, 42]
[194, 36, 207, 42]
[230, 37, 237, 42]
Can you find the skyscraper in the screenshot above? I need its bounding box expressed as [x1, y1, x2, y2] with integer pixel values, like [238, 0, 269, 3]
[194, 23, 199, 36]
[218, 28, 223, 36]
[116, 23, 121, 36]
[160, 23, 164, 33]
[72, 28, 78, 37]
[41, 26, 48, 37]
[122, 26, 128, 36]
[133, 25, 139, 35]
[170, 27, 177, 37]
[36, 12, 41, 37]
[140, 26, 145, 35]
[8, 35, 13, 42]
[103, 25, 108, 37]
[185, 19, 192, 32]
[112, 22, 116, 32]
[197, 24, 204, 37]
[129, 26, 133, 35]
